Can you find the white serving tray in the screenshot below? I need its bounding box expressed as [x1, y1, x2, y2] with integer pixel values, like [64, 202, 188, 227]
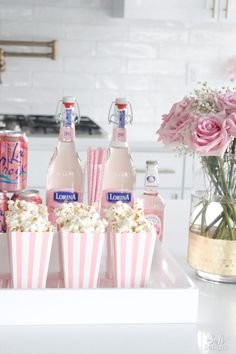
[0, 234, 198, 325]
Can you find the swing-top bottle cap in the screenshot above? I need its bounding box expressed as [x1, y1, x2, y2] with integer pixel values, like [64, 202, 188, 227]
[62, 96, 76, 108]
[108, 98, 133, 125]
[115, 98, 128, 109]
[56, 96, 80, 124]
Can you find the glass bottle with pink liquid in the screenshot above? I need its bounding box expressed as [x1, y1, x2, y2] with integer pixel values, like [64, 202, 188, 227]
[46, 96, 84, 224]
[140, 160, 165, 241]
[100, 98, 136, 281]
[101, 98, 136, 210]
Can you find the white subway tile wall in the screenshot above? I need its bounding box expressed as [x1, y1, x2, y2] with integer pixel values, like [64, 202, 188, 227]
[0, 0, 235, 140]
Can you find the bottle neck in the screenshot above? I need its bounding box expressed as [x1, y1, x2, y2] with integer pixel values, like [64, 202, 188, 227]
[59, 107, 75, 142]
[110, 107, 129, 148]
[110, 126, 128, 148]
[59, 125, 75, 142]
[144, 185, 158, 195]
[144, 165, 159, 195]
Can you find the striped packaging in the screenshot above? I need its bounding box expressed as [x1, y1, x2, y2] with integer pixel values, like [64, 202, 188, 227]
[57, 232, 64, 280]
[8, 232, 54, 289]
[60, 232, 105, 288]
[111, 232, 156, 288]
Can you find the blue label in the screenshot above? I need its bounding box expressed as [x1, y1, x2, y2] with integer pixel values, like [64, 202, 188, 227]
[119, 110, 125, 128]
[107, 192, 132, 203]
[65, 109, 72, 127]
[54, 191, 78, 203]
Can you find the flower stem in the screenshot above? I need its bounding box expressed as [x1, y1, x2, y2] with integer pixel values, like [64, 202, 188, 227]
[229, 138, 236, 190]
[190, 202, 208, 231]
[205, 212, 224, 233]
[195, 155, 236, 240]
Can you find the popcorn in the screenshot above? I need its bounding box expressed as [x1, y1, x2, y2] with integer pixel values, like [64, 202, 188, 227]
[55, 202, 107, 233]
[104, 199, 155, 233]
[6, 200, 54, 232]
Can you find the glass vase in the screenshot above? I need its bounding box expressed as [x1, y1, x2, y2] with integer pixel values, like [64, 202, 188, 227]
[188, 154, 236, 283]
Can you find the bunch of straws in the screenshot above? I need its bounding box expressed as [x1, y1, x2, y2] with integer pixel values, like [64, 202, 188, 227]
[87, 147, 107, 208]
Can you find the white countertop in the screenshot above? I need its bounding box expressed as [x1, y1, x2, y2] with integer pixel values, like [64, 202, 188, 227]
[0, 200, 235, 354]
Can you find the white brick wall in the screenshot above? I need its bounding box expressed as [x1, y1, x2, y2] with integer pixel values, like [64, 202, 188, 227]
[0, 0, 235, 141]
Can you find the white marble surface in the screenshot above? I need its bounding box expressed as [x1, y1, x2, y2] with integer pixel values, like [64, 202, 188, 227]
[0, 200, 235, 354]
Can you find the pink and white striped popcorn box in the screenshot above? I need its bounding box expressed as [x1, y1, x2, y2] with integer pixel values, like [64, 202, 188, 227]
[8, 232, 54, 289]
[60, 232, 105, 288]
[111, 232, 156, 288]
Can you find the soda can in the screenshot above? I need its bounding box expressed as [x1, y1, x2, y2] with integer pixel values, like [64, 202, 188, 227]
[0, 130, 28, 192]
[11, 189, 42, 204]
[0, 191, 9, 233]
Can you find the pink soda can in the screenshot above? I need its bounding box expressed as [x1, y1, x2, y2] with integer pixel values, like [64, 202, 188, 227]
[0, 130, 28, 192]
[11, 189, 42, 204]
[0, 191, 9, 233]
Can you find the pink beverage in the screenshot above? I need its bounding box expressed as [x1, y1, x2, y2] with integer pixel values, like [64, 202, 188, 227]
[0, 191, 9, 232]
[101, 98, 135, 281]
[46, 96, 84, 224]
[140, 161, 165, 242]
[11, 189, 42, 204]
[0, 130, 28, 192]
[101, 98, 136, 210]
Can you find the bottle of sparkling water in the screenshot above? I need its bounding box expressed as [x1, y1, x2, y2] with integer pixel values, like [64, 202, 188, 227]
[101, 98, 136, 210]
[140, 160, 165, 241]
[46, 96, 84, 224]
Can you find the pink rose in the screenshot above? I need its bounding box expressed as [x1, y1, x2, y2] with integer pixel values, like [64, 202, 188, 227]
[189, 113, 231, 157]
[226, 112, 236, 138]
[217, 93, 236, 114]
[157, 98, 193, 145]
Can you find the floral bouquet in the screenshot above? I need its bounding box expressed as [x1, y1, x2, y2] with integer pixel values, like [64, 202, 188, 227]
[157, 83, 236, 241]
[157, 84, 236, 280]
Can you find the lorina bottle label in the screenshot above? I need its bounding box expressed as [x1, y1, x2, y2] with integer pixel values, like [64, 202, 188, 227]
[107, 192, 131, 203]
[47, 189, 82, 224]
[53, 191, 78, 203]
[102, 190, 134, 209]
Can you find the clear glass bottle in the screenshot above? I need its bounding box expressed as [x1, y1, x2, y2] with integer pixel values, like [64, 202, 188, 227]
[140, 160, 165, 241]
[101, 98, 136, 210]
[46, 96, 84, 224]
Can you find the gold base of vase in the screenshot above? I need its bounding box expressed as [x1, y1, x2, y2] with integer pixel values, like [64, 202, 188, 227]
[188, 231, 236, 282]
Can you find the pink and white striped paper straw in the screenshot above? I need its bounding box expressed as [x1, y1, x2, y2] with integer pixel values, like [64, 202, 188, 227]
[111, 232, 156, 288]
[95, 148, 107, 209]
[60, 232, 105, 288]
[8, 232, 54, 289]
[91, 149, 98, 205]
[87, 147, 107, 207]
[87, 148, 95, 206]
